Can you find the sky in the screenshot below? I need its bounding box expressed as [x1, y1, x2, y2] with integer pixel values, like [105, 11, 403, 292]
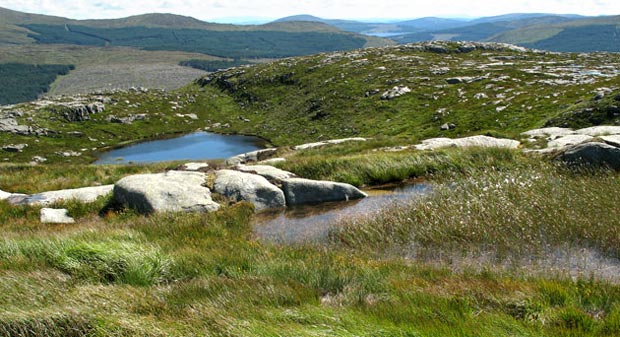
[0, 0, 619, 22]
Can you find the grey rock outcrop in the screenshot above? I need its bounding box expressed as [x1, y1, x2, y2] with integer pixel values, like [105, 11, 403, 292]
[414, 135, 520, 151]
[235, 164, 297, 181]
[558, 142, 620, 170]
[281, 178, 367, 206]
[213, 170, 286, 211]
[0, 118, 33, 135]
[575, 126, 620, 137]
[60, 102, 105, 122]
[114, 171, 219, 214]
[226, 148, 278, 166]
[40, 208, 75, 224]
[9, 185, 113, 206]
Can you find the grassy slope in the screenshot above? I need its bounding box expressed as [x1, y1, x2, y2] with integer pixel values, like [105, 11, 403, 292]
[190, 42, 620, 145]
[2, 42, 620, 165]
[1, 42, 620, 335]
[1, 154, 620, 336]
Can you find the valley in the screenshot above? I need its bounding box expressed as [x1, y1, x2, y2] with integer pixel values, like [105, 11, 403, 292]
[1, 5, 620, 337]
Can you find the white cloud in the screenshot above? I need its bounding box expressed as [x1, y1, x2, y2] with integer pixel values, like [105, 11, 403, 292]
[0, 0, 619, 21]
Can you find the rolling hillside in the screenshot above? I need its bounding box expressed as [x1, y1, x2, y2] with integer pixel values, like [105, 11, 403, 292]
[0, 7, 391, 103]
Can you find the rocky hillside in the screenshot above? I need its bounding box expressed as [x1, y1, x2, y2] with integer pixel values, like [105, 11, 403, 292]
[1, 41, 620, 164]
[191, 41, 620, 144]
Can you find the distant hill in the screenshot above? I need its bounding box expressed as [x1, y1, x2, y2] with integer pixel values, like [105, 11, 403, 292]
[490, 15, 620, 52]
[0, 7, 392, 57]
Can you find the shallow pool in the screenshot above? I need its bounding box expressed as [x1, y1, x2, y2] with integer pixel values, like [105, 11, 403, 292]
[94, 132, 266, 164]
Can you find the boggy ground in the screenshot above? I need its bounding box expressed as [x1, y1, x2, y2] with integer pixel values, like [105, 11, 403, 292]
[1, 146, 620, 336]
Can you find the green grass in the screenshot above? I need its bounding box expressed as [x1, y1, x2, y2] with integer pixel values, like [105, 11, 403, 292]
[1, 148, 620, 336]
[277, 145, 528, 187]
[3, 42, 620, 165]
[331, 163, 620, 260]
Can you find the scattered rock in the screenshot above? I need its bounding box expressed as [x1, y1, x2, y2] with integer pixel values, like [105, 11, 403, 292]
[381, 86, 411, 100]
[9, 185, 113, 206]
[440, 123, 456, 131]
[40, 208, 75, 224]
[31, 156, 47, 163]
[414, 135, 520, 150]
[56, 151, 82, 157]
[114, 171, 219, 214]
[235, 164, 297, 181]
[2, 144, 28, 152]
[558, 142, 620, 170]
[213, 170, 286, 211]
[280, 178, 367, 206]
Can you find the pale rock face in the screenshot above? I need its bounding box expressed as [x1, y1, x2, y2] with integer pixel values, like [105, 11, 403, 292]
[0, 189, 11, 200]
[414, 135, 520, 151]
[293, 138, 366, 150]
[575, 126, 620, 137]
[280, 178, 367, 206]
[521, 127, 576, 140]
[114, 171, 219, 214]
[213, 169, 286, 211]
[235, 164, 297, 181]
[226, 148, 278, 166]
[40, 208, 75, 224]
[547, 135, 594, 149]
[181, 162, 210, 171]
[9, 185, 114, 206]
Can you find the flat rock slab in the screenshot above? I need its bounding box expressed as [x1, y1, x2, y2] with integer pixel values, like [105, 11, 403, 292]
[235, 164, 297, 181]
[9, 185, 113, 206]
[0, 189, 11, 200]
[293, 138, 367, 151]
[547, 135, 593, 149]
[521, 127, 576, 139]
[558, 142, 620, 170]
[281, 178, 368, 206]
[180, 162, 209, 171]
[213, 170, 285, 211]
[600, 135, 620, 148]
[576, 126, 620, 137]
[114, 171, 219, 214]
[414, 135, 520, 150]
[40, 208, 75, 224]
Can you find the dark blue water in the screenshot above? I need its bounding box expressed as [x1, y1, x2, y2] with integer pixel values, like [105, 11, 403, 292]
[94, 132, 266, 164]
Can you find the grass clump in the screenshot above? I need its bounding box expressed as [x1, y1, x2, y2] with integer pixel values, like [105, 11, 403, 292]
[279, 146, 529, 186]
[331, 163, 620, 261]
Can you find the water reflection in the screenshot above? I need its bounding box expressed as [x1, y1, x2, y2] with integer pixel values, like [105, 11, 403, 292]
[253, 183, 430, 243]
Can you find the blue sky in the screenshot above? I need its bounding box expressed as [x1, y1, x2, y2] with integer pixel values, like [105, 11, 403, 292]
[0, 0, 619, 22]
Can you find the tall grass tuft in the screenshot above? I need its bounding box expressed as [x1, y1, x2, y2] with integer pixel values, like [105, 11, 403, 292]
[331, 164, 620, 260]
